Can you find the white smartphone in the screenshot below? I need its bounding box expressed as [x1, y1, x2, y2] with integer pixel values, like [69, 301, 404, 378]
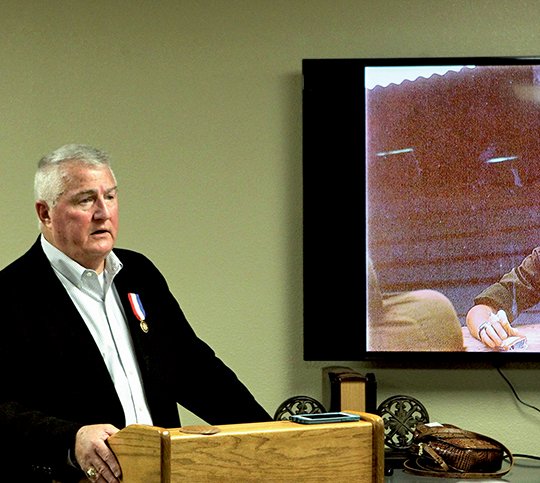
[290, 412, 361, 424]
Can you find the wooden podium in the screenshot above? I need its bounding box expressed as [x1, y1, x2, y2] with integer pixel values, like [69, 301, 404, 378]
[106, 412, 384, 482]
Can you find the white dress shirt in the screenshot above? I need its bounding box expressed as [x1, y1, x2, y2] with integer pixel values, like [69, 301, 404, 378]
[41, 235, 153, 426]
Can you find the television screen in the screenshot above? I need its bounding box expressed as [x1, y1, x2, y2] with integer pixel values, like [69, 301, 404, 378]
[303, 57, 540, 363]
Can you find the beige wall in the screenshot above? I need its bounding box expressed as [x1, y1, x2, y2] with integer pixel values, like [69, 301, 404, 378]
[1, 0, 539, 454]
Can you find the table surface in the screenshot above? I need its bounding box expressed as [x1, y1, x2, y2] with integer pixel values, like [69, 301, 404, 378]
[386, 458, 540, 481]
[462, 323, 540, 352]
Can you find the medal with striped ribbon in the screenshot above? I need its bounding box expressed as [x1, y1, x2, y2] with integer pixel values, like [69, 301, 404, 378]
[128, 293, 149, 333]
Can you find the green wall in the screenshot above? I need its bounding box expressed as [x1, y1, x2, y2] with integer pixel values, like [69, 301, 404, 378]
[1, 0, 539, 454]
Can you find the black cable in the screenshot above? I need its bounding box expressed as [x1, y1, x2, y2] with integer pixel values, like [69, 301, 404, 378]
[496, 367, 540, 462]
[513, 453, 540, 461]
[496, 366, 540, 413]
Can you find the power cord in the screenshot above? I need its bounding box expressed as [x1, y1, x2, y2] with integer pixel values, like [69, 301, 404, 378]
[496, 366, 540, 462]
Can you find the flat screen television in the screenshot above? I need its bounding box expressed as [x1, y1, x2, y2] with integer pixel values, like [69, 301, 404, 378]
[303, 57, 540, 363]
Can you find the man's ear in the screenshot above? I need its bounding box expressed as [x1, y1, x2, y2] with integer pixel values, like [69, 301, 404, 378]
[35, 201, 51, 226]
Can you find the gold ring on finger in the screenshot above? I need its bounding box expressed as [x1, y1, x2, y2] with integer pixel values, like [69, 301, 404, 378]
[86, 466, 98, 479]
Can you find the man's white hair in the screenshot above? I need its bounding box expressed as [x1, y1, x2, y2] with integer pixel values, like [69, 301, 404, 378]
[34, 144, 116, 207]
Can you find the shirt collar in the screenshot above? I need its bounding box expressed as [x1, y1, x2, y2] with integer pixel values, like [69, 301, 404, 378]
[40, 234, 123, 289]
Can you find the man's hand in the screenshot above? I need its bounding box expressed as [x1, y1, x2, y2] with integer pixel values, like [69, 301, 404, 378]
[466, 304, 521, 349]
[75, 424, 121, 482]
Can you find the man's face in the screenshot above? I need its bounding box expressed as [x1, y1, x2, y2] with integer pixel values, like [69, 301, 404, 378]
[37, 161, 119, 272]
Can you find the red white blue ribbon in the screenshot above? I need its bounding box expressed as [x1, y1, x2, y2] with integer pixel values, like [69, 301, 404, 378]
[128, 293, 149, 332]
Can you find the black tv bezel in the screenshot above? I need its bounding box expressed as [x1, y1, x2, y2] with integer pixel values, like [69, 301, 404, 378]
[302, 56, 540, 364]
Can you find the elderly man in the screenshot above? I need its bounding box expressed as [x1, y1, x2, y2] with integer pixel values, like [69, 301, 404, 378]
[0, 144, 270, 482]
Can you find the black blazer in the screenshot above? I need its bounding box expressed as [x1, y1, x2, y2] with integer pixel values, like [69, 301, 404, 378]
[0, 238, 271, 481]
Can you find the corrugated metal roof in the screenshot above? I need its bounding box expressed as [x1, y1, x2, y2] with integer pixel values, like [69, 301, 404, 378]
[365, 65, 476, 89]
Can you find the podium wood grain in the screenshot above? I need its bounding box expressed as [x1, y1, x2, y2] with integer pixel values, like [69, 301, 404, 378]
[105, 425, 163, 482]
[107, 412, 384, 482]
